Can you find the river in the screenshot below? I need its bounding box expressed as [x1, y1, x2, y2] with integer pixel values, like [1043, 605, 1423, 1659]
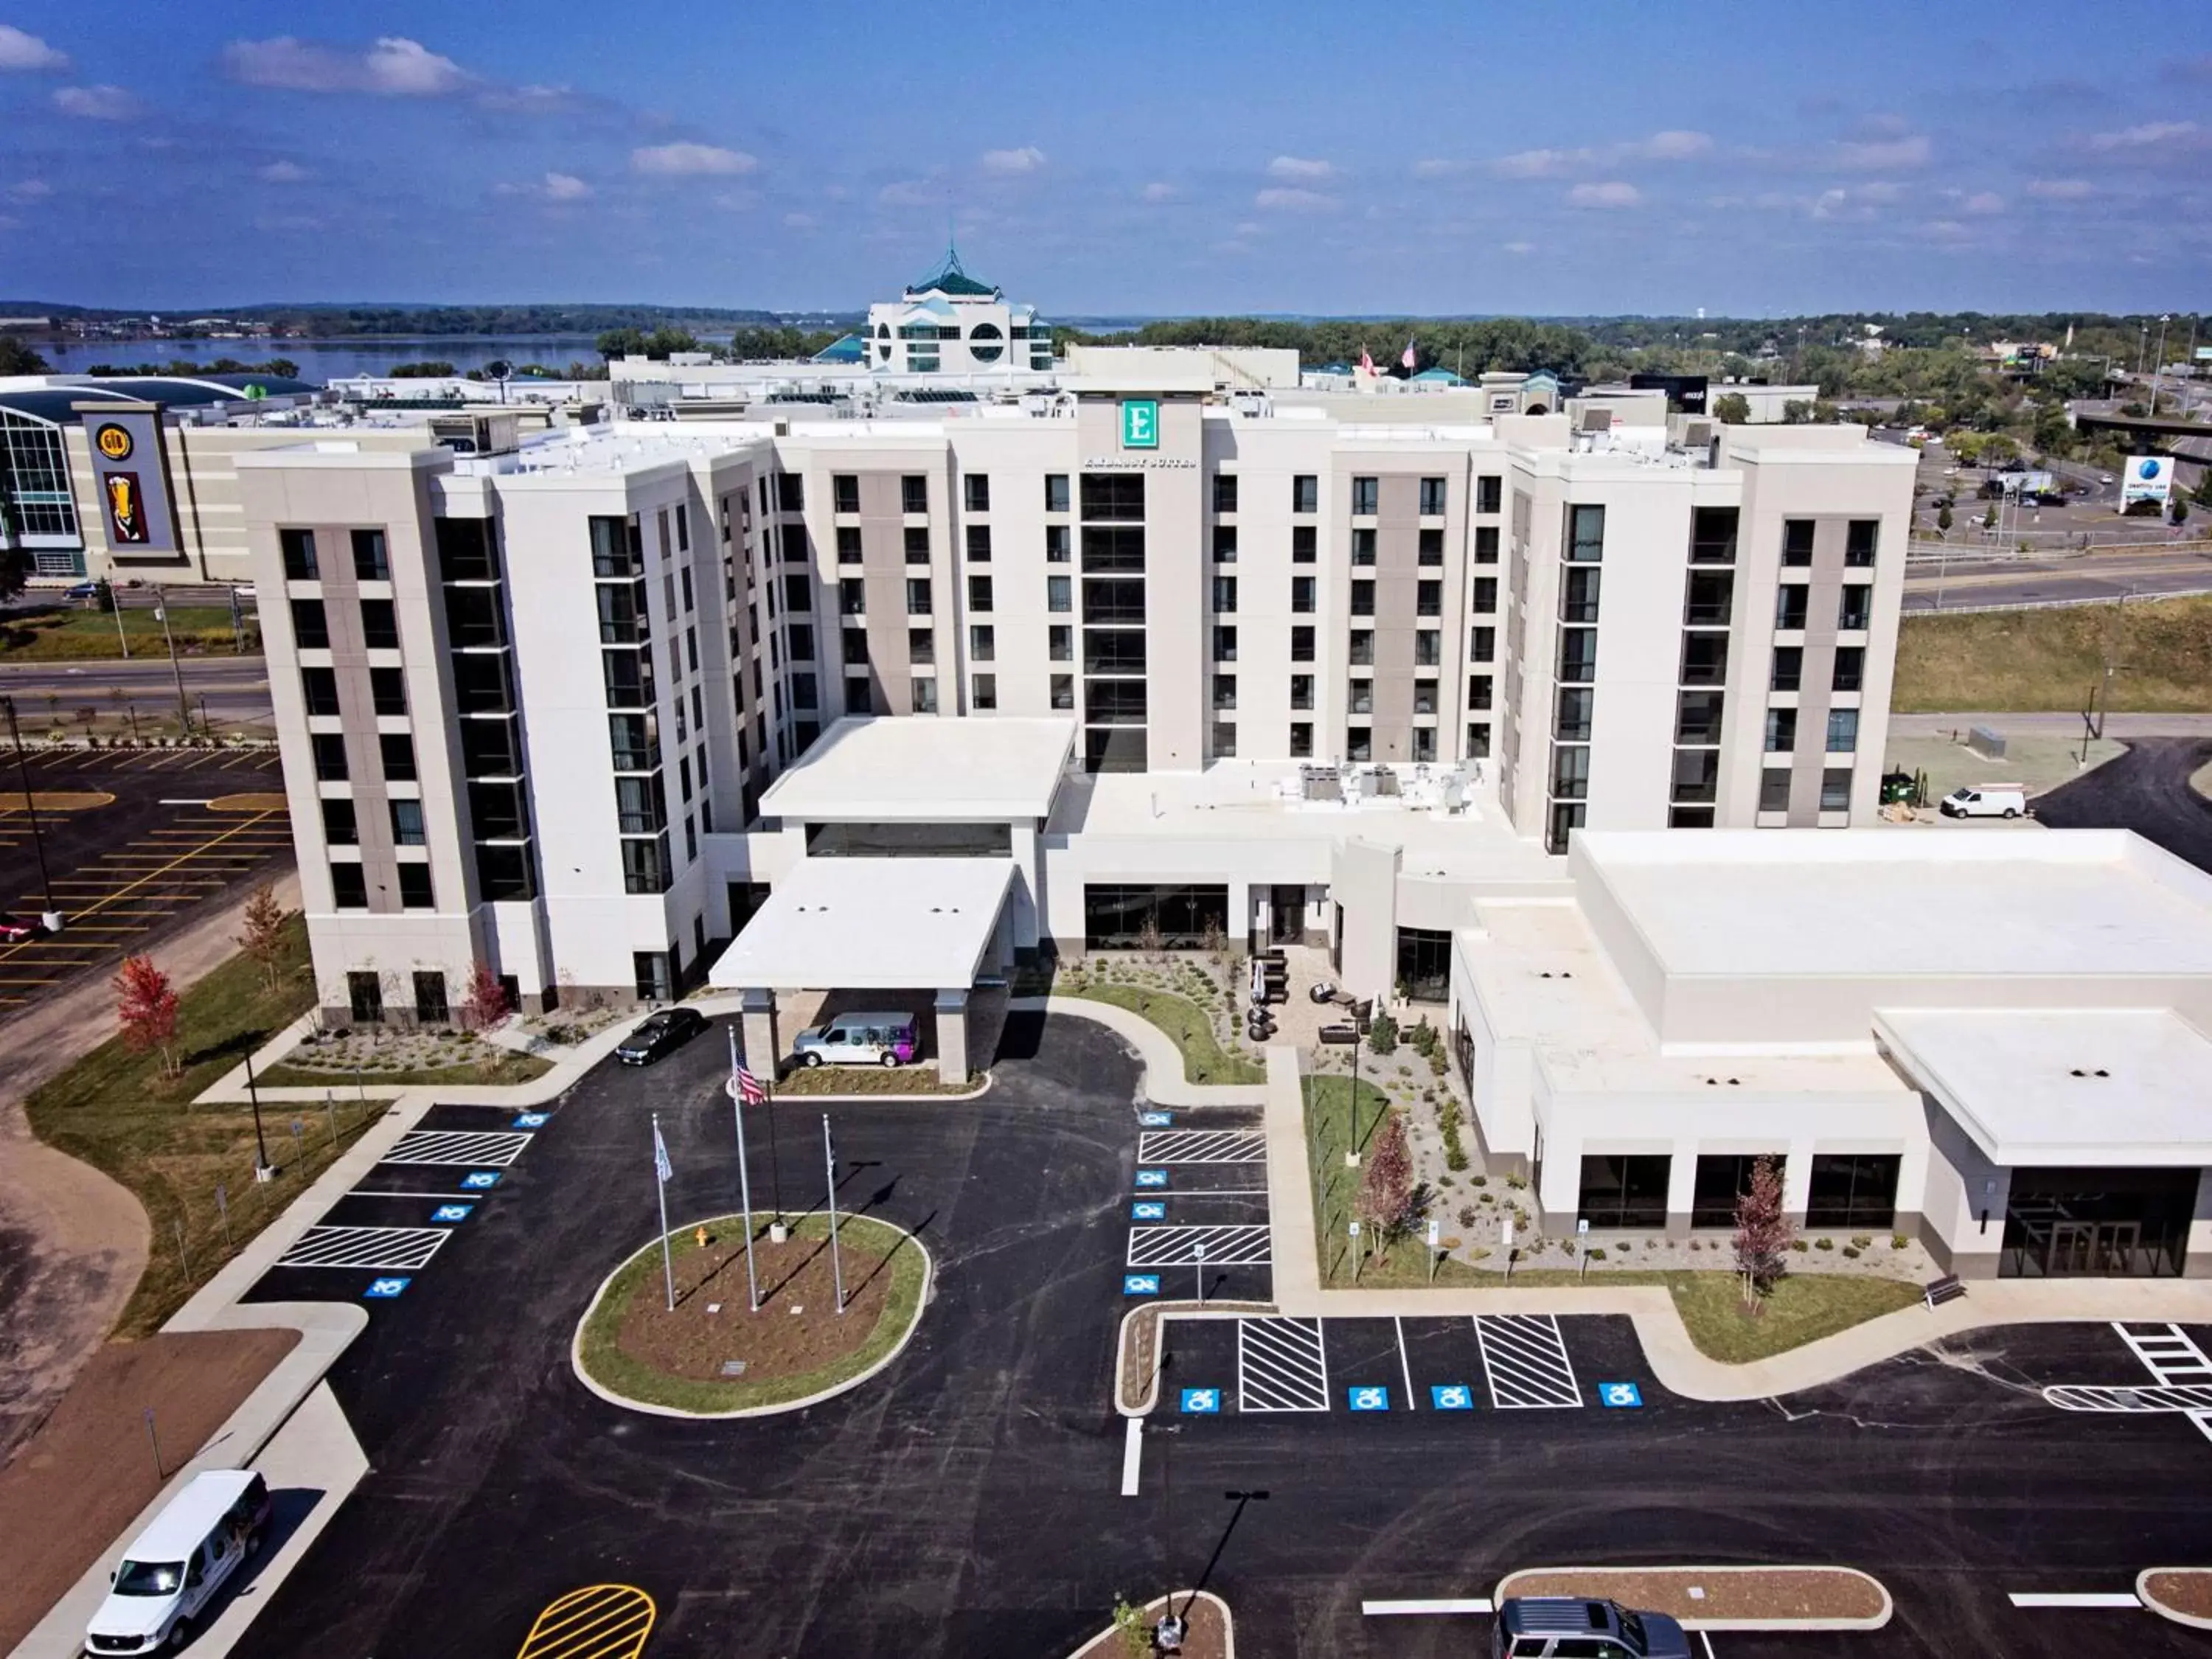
[36, 335, 640, 383]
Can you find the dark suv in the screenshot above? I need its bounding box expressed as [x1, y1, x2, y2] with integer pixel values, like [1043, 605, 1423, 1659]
[1492, 1597, 1691, 1658]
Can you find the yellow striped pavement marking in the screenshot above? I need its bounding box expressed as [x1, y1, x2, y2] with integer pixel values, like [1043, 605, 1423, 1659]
[515, 1585, 656, 1659]
[0, 810, 281, 968]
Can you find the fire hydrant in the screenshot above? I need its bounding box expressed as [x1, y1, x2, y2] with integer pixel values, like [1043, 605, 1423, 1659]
[694, 1225, 710, 1250]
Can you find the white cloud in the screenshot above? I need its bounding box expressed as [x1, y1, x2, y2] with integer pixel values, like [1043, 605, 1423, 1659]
[0, 24, 67, 71]
[541, 171, 591, 201]
[1830, 134, 1931, 170]
[2028, 176, 2093, 198]
[630, 142, 757, 177]
[52, 84, 138, 120]
[1232, 220, 1263, 237]
[1495, 147, 1587, 178]
[1962, 190, 2004, 215]
[2087, 119, 2198, 150]
[1627, 128, 1713, 161]
[1567, 180, 1642, 209]
[783, 211, 817, 229]
[1489, 131, 1711, 179]
[1267, 155, 1336, 181]
[1412, 158, 1470, 179]
[222, 35, 467, 96]
[7, 178, 52, 201]
[1856, 111, 1913, 139]
[1254, 186, 1337, 211]
[1140, 181, 1176, 202]
[980, 145, 1045, 174]
[1502, 240, 1535, 255]
[257, 160, 310, 184]
[1809, 188, 1850, 220]
[877, 178, 942, 207]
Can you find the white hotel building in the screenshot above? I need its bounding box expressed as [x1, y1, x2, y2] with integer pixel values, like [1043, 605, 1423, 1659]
[229, 318, 2212, 1279]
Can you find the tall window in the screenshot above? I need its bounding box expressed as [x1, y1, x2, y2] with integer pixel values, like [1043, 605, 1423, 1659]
[963, 473, 990, 512]
[1418, 477, 1447, 516]
[1351, 476, 1379, 515]
[1213, 473, 1238, 513]
[279, 528, 318, 580]
[901, 475, 928, 514]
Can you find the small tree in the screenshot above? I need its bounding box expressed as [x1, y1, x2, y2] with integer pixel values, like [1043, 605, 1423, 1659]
[1135, 915, 1166, 964]
[1732, 1153, 1792, 1310]
[2174, 495, 2191, 529]
[1359, 1110, 1415, 1246]
[1711, 392, 1750, 424]
[236, 883, 288, 992]
[1936, 503, 1953, 534]
[459, 961, 511, 1031]
[1366, 1006, 1399, 1056]
[113, 955, 181, 1079]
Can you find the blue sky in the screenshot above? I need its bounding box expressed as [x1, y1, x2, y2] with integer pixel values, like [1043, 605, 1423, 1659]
[1, 1, 2207, 316]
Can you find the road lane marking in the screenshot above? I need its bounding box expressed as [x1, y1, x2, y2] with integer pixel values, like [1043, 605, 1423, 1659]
[1396, 1316, 1416, 1410]
[2007, 1592, 2142, 1608]
[1121, 1418, 1142, 1495]
[1361, 1599, 1492, 1615]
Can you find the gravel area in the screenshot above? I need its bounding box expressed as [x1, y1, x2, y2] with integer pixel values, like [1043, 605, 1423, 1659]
[1496, 1565, 1889, 1627]
[2140, 1568, 2212, 1625]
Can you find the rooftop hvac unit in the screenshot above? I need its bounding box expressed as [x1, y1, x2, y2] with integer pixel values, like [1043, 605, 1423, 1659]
[1682, 420, 1715, 448]
[1577, 406, 1614, 434]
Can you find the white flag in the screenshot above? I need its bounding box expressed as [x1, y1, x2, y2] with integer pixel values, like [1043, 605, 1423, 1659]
[653, 1120, 672, 1185]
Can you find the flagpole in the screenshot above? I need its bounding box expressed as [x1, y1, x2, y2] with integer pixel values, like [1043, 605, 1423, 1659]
[727, 1029, 760, 1313]
[653, 1112, 675, 1312]
[823, 1113, 845, 1315]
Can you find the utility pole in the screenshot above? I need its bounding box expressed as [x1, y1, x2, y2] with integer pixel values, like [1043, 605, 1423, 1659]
[3, 697, 60, 931]
[2148, 314, 2173, 417]
[107, 582, 131, 658]
[153, 585, 191, 737]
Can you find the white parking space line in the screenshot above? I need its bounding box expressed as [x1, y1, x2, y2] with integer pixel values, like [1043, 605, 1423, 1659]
[382, 1128, 533, 1167]
[1360, 1599, 1493, 1615]
[276, 1225, 451, 1270]
[2113, 1321, 2212, 1443]
[1475, 1312, 1582, 1408]
[2007, 1592, 2143, 1609]
[1237, 1316, 1329, 1412]
[1126, 1223, 1270, 1267]
[1395, 1317, 1416, 1410]
[1121, 1418, 1143, 1496]
[1136, 1129, 1266, 1164]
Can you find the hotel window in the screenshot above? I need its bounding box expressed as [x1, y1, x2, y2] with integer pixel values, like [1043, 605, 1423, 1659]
[838, 577, 865, 616]
[1413, 681, 1437, 717]
[1684, 571, 1733, 626]
[390, 799, 426, 847]
[901, 475, 928, 514]
[1419, 527, 1444, 566]
[1550, 743, 1590, 801]
[1352, 476, 1379, 515]
[1832, 645, 1864, 692]
[291, 597, 330, 649]
[1821, 768, 1854, 812]
[1212, 574, 1238, 613]
[1759, 768, 1792, 813]
[963, 473, 990, 512]
[1348, 726, 1372, 762]
[973, 673, 998, 710]
[1213, 473, 1238, 513]
[1352, 528, 1377, 566]
[1419, 476, 1447, 516]
[1293, 474, 1318, 514]
[776, 474, 804, 512]
[301, 666, 340, 717]
[1782, 519, 1815, 566]
[1214, 625, 1237, 661]
[1292, 577, 1316, 614]
[1472, 577, 1498, 614]
[1846, 520, 1878, 567]
[1290, 721, 1313, 758]
[1046, 524, 1071, 563]
[1212, 721, 1237, 757]
[1691, 507, 1739, 564]
[788, 622, 815, 661]
[1290, 673, 1314, 710]
[970, 625, 995, 662]
[1765, 708, 1798, 753]
[1048, 574, 1072, 613]
[1476, 475, 1502, 515]
[906, 578, 932, 615]
[1290, 625, 1315, 661]
[1470, 626, 1495, 663]
[1568, 504, 1605, 562]
[1351, 580, 1374, 616]
[1051, 673, 1074, 710]
[1044, 473, 1070, 513]
[1213, 673, 1237, 710]
[911, 678, 938, 714]
[351, 529, 389, 581]
[1412, 726, 1436, 762]
[1675, 690, 1725, 745]
[1837, 585, 1873, 631]
[1557, 628, 1596, 683]
[838, 526, 863, 564]
[1769, 644, 1802, 691]
[1048, 624, 1072, 661]
[279, 528, 319, 580]
[1467, 673, 1492, 711]
[844, 676, 871, 714]
[370, 667, 407, 717]
[1473, 525, 1499, 564]
[1348, 679, 1374, 715]
[1293, 525, 1317, 563]
[380, 733, 417, 781]
[1826, 707, 1859, 754]
[1350, 630, 1374, 667]
[1416, 580, 1442, 616]
[832, 474, 860, 513]
[843, 627, 869, 664]
[908, 626, 935, 664]
[905, 526, 931, 563]
[1415, 629, 1441, 667]
[321, 798, 358, 846]
[331, 864, 368, 911]
[1555, 686, 1594, 742]
[968, 574, 995, 612]
[1213, 525, 1238, 562]
[966, 524, 992, 562]
[1466, 722, 1492, 758]
[1775, 585, 1809, 630]
[793, 672, 818, 710]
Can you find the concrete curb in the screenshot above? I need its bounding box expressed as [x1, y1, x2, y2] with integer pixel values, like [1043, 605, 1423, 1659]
[1063, 1592, 1234, 1659]
[1493, 1565, 1892, 1632]
[1114, 1302, 1279, 1417]
[2138, 1569, 2212, 1631]
[1006, 995, 1269, 1107]
[569, 1212, 933, 1421]
[765, 1070, 994, 1105]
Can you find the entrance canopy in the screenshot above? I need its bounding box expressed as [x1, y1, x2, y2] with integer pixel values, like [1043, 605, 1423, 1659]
[709, 856, 1015, 991]
[759, 714, 1076, 824]
[1876, 1007, 2212, 1166]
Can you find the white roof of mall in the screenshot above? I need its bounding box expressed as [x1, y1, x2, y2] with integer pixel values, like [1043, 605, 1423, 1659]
[707, 857, 1015, 991]
[760, 715, 1077, 823]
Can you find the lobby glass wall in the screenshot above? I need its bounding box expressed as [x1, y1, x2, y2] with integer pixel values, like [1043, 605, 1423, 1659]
[2000, 1166, 2196, 1279]
[1691, 1154, 1784, 1229]
[1804, 1154, 1900, 1230]
[1394, 927, 1453, 1003]
[1579, 1155, 1669, 1230]
[1082, 884, 1229, 950]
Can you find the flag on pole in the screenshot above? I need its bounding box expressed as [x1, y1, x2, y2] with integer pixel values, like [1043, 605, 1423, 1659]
[653, 1119, 673, 1185]
[1401, 338, 1417, 370]
[735, 1064, 768, 1106]
[1359, 346, 1374, 376]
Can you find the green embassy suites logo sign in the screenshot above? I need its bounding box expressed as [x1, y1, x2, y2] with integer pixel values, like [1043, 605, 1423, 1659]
[1120, 399, 1159, 450]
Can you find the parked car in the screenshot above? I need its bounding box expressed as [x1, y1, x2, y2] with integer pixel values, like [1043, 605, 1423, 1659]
[1940, 785, 2026, 819]
[792, 1011, 919, 1068]
[0, 913, 42, 943]
[1492, 1596, 1691, 1658]
[64, 580, 101, 600]
[613, 1006, 706, 1065]
[84, 1469, 270, 1655]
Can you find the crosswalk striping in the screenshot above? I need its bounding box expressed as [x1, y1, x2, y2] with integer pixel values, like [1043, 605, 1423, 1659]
[1238, 1317, 1329, 1412]
[277, 1225, 452, 1271]
[1125, 1223, 1272, 1267]
[1475, 1313, 1582, 1408]
[2115, 1321, 2212, 1443]
[2045, 1382, 2212, 1413]
[1136, 1129, 1267, 1164]
[383, 1128, 534, 1168]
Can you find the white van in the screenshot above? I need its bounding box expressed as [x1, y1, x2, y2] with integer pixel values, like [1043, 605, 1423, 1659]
[1940, 785, 2027, 819]
[790, 1011, 919, 1069]
[86, 1470, 270, 1653]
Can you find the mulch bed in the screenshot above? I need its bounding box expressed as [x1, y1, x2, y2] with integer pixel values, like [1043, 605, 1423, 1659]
[616, 1224, 893, 1384]
[2142, 1569, 2212, 1623]
[1496, 1565, 1887, 1627]
[0, 1327, 299, 1652]
[1067, 1593, 1229, 1659]
[1120, 1303, 1274, 1412]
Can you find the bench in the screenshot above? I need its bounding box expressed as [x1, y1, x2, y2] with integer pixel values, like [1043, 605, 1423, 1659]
[1924, 1273, 1966, 1308]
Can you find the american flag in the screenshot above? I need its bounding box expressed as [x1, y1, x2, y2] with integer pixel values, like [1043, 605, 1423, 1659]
[735, 1064, 768, 1106]
[1401, 338, 1418, 369]
[652, 1119, 672, 1185]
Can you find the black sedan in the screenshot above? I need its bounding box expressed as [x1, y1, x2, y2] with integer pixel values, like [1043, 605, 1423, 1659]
[613, 1006, 707, 1066]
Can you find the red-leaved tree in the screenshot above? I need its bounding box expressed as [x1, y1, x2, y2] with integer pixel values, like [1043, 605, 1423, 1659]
[459, 961, 512, 1031]
[1358, 1109, 1416, 1249]
[113, 954, 181, 1079]
[1733, 1153, 1792, 1309]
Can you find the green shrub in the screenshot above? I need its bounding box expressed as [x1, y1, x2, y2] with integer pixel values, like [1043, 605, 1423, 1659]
[1851, 1235, 1873, 1251]
[1504, 1172, 1526, 1190]
[1815, 1237, 1834, 1251]
[1841, 1245, 1861, 1259]
[1790, 1239, 1809, 1253]
[1586, 1248, 1607, 1262]
[1891, 1234, 1909, 1250]
[1471, 1175, 1488, 1188]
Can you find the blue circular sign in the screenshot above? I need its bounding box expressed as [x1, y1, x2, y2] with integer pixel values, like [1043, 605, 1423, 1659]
[2138, 459, 2161, 479]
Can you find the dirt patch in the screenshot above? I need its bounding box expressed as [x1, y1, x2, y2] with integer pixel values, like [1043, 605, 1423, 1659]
[0, 1326, 298, 1652]
[1495, 1565, 1888, 1628]
[209, 792, 289, 813]
[616, 1225, 893, 1385]
[1067, 1593, 1230, 1659]
[2141, 1569, 2212, 1627]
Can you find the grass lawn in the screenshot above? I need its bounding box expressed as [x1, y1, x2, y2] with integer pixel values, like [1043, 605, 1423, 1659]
[20, 916, 384, 1340]
[577, 1211, 926, 1413]
[254, 1051, 552, 1088]
[771, 1064, 978, 1096]
[0, 605, 255, 663]
[1069, 984, 1267, 1086]
[1893, 595, 2212, 712]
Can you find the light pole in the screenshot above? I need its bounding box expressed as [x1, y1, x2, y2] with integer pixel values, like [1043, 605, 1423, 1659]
[242, 1049, 274, 1180]
[2148, 314, 2173, 417]
[1160, 1490, 1269, 1649]
[153, 585, 191, 736]
[2, 697, 60, 933]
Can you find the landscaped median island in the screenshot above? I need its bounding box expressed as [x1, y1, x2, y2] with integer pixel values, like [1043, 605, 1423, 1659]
[770, 1064, 982, 1096]
[1066, 1592, 1232, 1659]
[574, 1211, 929, 1416]
[1298, 1077, 1928, 1365]
[1495, 1565, 1890, 1630]
[1060, 952, 1267, 1086]
[2138, 1568, 2212, 1630]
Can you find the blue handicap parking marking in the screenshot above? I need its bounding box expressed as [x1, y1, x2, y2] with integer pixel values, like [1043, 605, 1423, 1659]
[431, 1204, 474, 1223]
[1348, 1385, 1391, 1412]
[512, 1112, 549, 1130]
[460, 1171, 502, 1191]
[1132, 1201, 1166, 1221]
[1124, 1274, 1162, 1295]
[1430, 1383, 1475, 1411]
[1135, 1169, 1169, 1189]
[1138, 1111, 1172, 1127]
[364, 1276, 411, 1299]
[1180, 1388, 1222, 1414]
[1598, 1381, 1644, 1408]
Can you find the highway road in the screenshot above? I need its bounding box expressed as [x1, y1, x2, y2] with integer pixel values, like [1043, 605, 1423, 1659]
[1903, 545, 2212, 611]
[0, 656, 273, 725]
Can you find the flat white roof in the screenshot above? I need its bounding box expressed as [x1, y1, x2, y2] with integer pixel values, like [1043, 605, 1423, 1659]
[1876, 1007, 2212, 1165]
[708, 857, 1014, 990]
[761, 716, 1076, 823]
[1578, 830, 2212, 981]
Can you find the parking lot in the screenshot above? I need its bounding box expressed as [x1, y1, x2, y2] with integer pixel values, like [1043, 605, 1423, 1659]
[0, 747, 291, 1015]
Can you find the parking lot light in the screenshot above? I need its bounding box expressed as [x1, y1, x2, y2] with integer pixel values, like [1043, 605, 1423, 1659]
[3, 697, 61, 933]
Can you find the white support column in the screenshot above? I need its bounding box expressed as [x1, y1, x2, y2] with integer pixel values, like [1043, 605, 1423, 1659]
[1666, 1141, 1700, 1239]
[740, 987, 780, 1080]
[935, 987, 970, 1085]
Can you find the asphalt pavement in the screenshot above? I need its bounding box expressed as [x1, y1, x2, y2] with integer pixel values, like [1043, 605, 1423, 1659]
[212, 1015, 2212, 1658]
[2033, 736, 2212, 872]
[0, 658, 274, 727]
[1904, 547, 2212, 611]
